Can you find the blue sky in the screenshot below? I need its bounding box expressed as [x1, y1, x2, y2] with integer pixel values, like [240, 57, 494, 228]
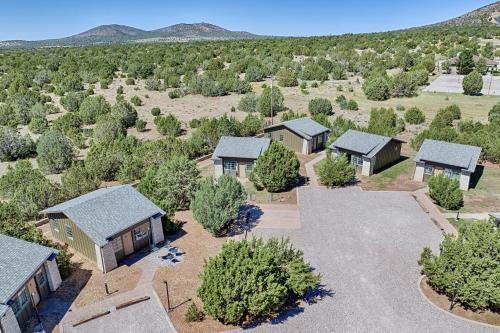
[0, 0, 494, 40]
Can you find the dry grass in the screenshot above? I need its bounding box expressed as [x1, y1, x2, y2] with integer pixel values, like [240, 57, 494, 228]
[152, 210, 235, 333]
[420, 277, 500, 327]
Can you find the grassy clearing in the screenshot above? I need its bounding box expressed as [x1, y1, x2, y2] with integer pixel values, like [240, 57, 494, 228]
[461, 166, 500, 213]
[447, 218, 481, 230]
[360, 157, 424, 191]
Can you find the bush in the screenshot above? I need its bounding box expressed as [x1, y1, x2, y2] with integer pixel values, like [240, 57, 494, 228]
[125, 78, 135, 85]
[488, 102, 500, 125]
[154, 114, 182, 137]
[191, 174, 246, 235]
[0, 127, 35, 162]
[277, 68, 298, 87]
[346, 99, 358, 111]
[168, 89, 183, 99]
[185, 303, 204, 323]
[79, 95, 111, 125]
[245, 66, 265, 82]
[61, 162, 99, 199]
[257, 86, 284, 117]
[130, 95, 143, 106]
[111, 100, 137, 128]
[411, 126, 458, 150]
[145, 78, 161, 91]
[36, 130, 75, 173]
[28, 117, 49, 134]
[390, 72, 417, 97]
[60, 92, 84, 112]
[151, 107, 161, 116]
[404, 107, 425, 124]
[428, 174, 464, 210]
[238, 93, 258, 113]
[308, 98, 333, 115]
[252, 141, 300, 192]
[116, 86, 124, 95]
[198, 237, 320, 324]
[135, 119, 147, 132]
[462, 70, 483, 95]
[418, 221, 499, 311]
[317, 153, 355, 187]
[241, 113, 265, 136]
[367, 107, 404, 136]
[93, 113, 126, 144]
[363, 76, 391, 101]
[311, 82, 319, 88]
[138, 156, 200, 213]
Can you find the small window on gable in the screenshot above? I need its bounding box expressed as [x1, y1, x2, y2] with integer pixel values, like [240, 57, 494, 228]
[65, 224, 74, 241]
[52, 220, 60, 232]
[279, 134, 284, 142]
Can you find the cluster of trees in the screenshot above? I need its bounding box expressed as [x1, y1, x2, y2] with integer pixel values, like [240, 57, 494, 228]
[335, 95, 358, 111]
[238, 86, 285, 116]
[198, 237, 321, 324]
[419, 221, 499, 311]
[362, 68, 429, 101]
[412, 103, 500, 163]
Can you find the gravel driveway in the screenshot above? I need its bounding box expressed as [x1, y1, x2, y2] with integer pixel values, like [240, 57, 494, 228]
[246, 187, 497, 332]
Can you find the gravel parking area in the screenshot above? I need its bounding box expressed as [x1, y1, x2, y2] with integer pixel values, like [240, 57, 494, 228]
[424, 74, 500, 95]
[246, 187, 497, 332]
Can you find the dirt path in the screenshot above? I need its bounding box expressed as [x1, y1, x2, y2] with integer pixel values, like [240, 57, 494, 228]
[413, 187, 458, 237]
[304, 151, 326, 187]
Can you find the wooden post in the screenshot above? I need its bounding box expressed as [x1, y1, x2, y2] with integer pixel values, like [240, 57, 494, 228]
[164, 280, 171, 312]
[105, 283, 110, 295]
[456, 211, 460, 221]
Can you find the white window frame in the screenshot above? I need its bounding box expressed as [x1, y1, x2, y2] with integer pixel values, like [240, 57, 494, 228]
[65, 224, 74, 241]
[245, 162, 254, 172]
[133, 226, 148, 241]
[223, 160, 237, 172]
[36, 267, 47, 287]
[112, 237, 123, 252]
[351, 155, 363, 167]
[52, 220, 60, 233]
[443, 168, 460, 180]
[424, 165, 434, 176]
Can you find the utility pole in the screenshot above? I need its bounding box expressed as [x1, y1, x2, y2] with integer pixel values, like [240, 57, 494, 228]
[270, 77, 274, 125]
[164, 280, 171, 312]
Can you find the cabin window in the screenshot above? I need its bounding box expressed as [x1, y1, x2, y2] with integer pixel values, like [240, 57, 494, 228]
[424, 165, 434, 176]
[350, 155, 363, 167]
[65, 224, 74, 240]
[52, 220, 60, 233]
[133, 226, 148, 241]
[444, 168, 460, 180]
[11, 287, 30, 315]
[246, 162, 254, 172]
[36, 267, 47, 287]
[267, 132, 272, 138]
[112, 237, 123, 252]
[279, 134, 284, 142]
[223, 160, 237, 172]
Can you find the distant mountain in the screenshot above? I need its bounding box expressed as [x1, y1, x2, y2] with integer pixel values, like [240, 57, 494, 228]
[0, 22, 260, 48]
[430, 1, 500, 27]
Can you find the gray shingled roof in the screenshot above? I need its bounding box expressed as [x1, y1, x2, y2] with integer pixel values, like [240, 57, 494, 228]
[212, 136, 271, 160]
[265, 117, 330, 140]
[330, 129, 401, 158]
[0, 234, 58, 304]
[415, 139, 481, 173]
[41, 185, 165, 247]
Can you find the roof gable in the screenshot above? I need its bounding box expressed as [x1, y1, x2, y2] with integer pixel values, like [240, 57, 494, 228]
[265, 118, 330, 140]
[42, 185, 165, 246]
[212, 136, 271, 160]
[0, 234, 57, 303]
[415, 139, 482, 173]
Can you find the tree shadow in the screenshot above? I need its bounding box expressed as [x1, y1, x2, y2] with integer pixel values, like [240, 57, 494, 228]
[469, 164, 484, 189]
[227, 204, 263, 237]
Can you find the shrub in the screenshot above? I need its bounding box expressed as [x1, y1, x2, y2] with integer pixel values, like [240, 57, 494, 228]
[28, 117, 49, 134]
[125, 78, 135, 85]
[198, 237, 320, 324]
[79, 95, 111, 125]
[404, 107, 425, 124]
[245, 66, 265, 82]
[168, 89, 183, 99]
[0, 126, 35, 161]
[418, 221, 499, 311]
[488, 102, 500, 125]
[252, 141, 300, 192]
[390, 71, 417, 97]
[191, 174, 246, 235]
[111, 100, 137, 127]
[93, 113, 126, 144]
[151, 107, 161, 116]
[428, 174, 464, 210]
[138, 156, 200, 213]
[280, 110, 307, 122]
[346, 99, 358, 111]
[241, 113, 265, 136]
[411, 126, 458, 150]
[154, 114, 182, 137]
[363, 76, 391, 101]
[135, 119, 147, 132]
[462, 70, 483, 95]
[317, 153, 355, 187]
[300, 63, 328, 81]
[457, 49, 474, 75]
[36, 130, 75, 174]
[61, 162, 99, 199]
[367, 107, 404, 136]
[238, 93, 258, 113]
[145, 78, 161, 91]
[277, 68, 298, 87]
[308, 98, 333, 115]
[116, 86, 124, 95]
[257, 86, 284, 117]
[130, 95, 143, 106]
[185, 303, 204, 323]
[60, 92, 84, 112]
[311, 82, 319, 88]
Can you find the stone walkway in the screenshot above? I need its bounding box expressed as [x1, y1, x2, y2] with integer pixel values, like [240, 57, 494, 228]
[304, 151, 326, 187]
[412, 187, 458, 237]
[60, 252, 176, 333]
[443, 212, 491, 220]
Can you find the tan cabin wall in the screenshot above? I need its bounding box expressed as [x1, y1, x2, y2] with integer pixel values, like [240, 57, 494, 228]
[374, 141, 402, 171]
[264, 126, 304, 153]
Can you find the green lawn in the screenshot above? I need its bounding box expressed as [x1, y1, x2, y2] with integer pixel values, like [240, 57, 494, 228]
[447, 218, 481, 230]
[361, 158, 423, 191]
[461, 166, 500, 213]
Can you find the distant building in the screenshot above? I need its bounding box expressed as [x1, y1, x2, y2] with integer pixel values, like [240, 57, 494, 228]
[330, 129, 403, 176]
[263, 118, 330, 155]
[41, 185, 165, 272]
[212, 136, 271, 179]
[0, 234, 61, 333]
[414, 139, 481, 190]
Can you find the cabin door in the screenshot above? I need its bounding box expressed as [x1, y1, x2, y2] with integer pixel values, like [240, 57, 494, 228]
[27, 278, 40, 306]
[122, 231, 134, 256]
